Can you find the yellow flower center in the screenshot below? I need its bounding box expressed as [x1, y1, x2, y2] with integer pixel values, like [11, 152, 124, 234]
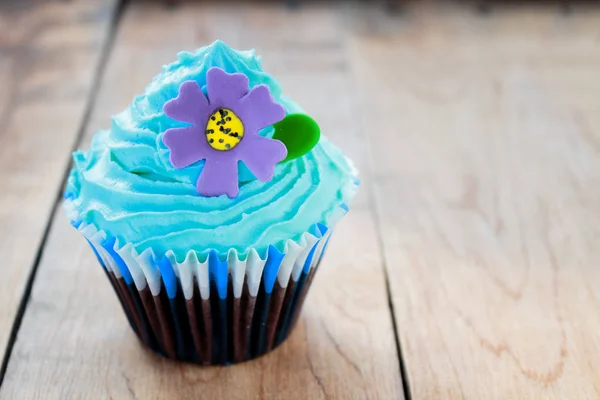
[205, 108, 244, 151]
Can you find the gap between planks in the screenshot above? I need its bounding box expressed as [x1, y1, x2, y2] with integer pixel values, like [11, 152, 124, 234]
[349, 2, 600, 399]
[0, 0, 128, 388]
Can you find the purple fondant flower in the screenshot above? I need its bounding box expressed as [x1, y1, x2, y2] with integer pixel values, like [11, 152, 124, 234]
[162, 67, 287, 198]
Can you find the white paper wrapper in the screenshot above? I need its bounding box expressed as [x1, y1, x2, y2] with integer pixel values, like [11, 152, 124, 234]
[64, 198, 347, 364]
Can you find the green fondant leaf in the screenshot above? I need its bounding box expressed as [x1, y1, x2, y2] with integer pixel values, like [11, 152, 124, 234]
[273, 114, 320, 162]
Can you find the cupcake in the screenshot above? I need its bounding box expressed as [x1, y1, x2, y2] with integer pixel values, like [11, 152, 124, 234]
[64, 40, 358, 365]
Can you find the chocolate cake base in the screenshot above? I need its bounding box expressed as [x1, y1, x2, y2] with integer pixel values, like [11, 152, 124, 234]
[103, 259, 321, 365]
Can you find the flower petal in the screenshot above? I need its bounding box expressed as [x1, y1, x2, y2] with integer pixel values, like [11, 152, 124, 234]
[163, 80, 209, 125]
[162, 126, 209, 168]
[196, 155, 239, 198]
[206, 67, 249, 106]
[238, 84, 286, 132]
[239, 136, 287, 182]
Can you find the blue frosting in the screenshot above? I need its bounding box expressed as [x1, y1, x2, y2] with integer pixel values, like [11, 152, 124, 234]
[66, 41, 358, 261]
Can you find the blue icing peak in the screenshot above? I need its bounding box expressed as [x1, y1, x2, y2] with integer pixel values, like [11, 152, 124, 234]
[66, 41, 358, 260]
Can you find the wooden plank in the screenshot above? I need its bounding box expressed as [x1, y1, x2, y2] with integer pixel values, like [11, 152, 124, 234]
[0, 0, 117, 366]
[350, 2, 600, 399]
[0, 2, 403, 399]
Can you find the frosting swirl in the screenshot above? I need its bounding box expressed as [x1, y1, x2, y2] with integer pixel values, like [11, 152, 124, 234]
[66, 41, 358, 260]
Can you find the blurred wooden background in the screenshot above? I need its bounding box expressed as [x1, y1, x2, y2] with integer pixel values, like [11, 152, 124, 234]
[0, 0, 599, 399]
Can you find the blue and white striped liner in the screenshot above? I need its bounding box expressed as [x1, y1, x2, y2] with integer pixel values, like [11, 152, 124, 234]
[64, 198, 347, 302]
[63, 183, 354, 365]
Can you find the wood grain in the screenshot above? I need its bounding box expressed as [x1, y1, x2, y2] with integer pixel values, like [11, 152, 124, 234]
[0, 2, 403, 399]
[349, 2, 600, 399]
[0, 0, 117, 364]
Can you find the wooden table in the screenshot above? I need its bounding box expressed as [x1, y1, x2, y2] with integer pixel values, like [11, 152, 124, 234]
[1, 1, 599, 399]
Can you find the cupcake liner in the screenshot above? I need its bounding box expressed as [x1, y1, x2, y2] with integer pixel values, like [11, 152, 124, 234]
[64, 198, 345, 364]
